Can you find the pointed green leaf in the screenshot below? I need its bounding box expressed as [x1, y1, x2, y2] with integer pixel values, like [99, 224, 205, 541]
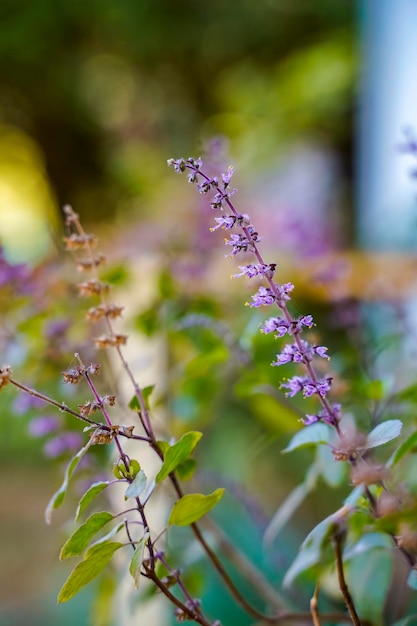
[366, 419, 403, 449]
[76, 481, 111, 521]
[45, 440, 93, 524]
[282, 423, 331, 454]
[168, 489, 224, 526]
[58, 542, 123, 603]
[129, 532, 149, 589]
[60, 512, 114, 559]
[156, 431, 202, 483]
[387, 429, 417, 468]
[283, 513, 339, 587]
[125, 470, 147, 499]
[264, 464, 319, 546]
[129, 385, 155, 411]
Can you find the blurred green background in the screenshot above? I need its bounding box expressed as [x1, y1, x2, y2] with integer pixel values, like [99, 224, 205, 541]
[0, 2, 359, 625]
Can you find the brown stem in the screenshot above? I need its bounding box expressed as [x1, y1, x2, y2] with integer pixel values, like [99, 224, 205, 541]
[310, 584, 322, 626]
[333, 530, 362, 626]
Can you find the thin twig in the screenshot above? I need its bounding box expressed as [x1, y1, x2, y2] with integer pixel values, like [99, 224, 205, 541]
[310, 583, 322, 626]
[333, 530, 362, 626]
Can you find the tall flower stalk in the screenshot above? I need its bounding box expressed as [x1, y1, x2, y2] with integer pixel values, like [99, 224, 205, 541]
[168, 157, 341, 435]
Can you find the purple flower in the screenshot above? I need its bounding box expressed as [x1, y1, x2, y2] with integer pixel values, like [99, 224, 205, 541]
[28, 416, 60, 437]
[260, 316, 291, 337]
[222, 166, 234, 186]
[233, 263, 276, 279]
[281, 375, 332, 398]
[211, 216, 237, 231]
[43, 432, 84, 458]
[272, 340, 313, 366]
[225, 233, 252, 256]
[280, 376, 306, 397]
[248, 286, 276, 307]
[13, 393, 44, 414]
[302, 403, 341, 427]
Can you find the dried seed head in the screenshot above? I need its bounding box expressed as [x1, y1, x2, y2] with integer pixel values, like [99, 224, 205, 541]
[94, 334, 128, 349]
[0, 365, 12, 390]
[90, 427, 114, 445]
[77, 280, 110, 297]
[376, 491, 401, 518]
[86, 304, 124, 322]
[63, 204, 79, 224]
[77, 254, 107, 272]
[87, 362, 101, 376]
[118, 425, 134, 437]
[397, 523, 417, 552]
[78, 400, 101, 417]
[62, 366, 85, 384]
[63, 233, 98, 251]
[351, 461, 387, 486]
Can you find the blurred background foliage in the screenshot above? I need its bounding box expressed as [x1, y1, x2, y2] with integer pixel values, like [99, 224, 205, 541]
[0, 0, 355, 260]
[0, 2, 374, 625]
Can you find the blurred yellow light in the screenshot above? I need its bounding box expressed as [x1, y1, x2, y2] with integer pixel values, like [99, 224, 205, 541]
[0, 125, 58, 263]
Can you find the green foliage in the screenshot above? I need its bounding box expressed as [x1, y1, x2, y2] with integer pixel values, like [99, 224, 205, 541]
[45, 440, 92, 524]
[168, 489, 225, 526]
[124, 470, 147, 499]
[156, 431, 202, 483]
[346, 550, 393, 625]
[282, 422, 331, 453]
[76, 481, 111, 521]
[129, 533, 149, 589]
[58, 542, 124, 603]
[366, 419, 403, 449]
[60, 512, 114, 559]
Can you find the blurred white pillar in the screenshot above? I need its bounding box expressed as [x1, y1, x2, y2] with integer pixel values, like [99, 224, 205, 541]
[358, 0, 417, 251]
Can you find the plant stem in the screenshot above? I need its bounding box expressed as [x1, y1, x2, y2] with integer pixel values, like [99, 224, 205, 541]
[333, 530, 362, 626]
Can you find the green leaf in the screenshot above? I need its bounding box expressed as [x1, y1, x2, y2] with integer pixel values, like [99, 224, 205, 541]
[129, 385, 155, 411]
[366, 419, 402, 449]
[129, 532, 149, 589]
[176, 458, 197, 481]
[58, 542, 123, 603]
[407, 569, 417, 590]
[343, 532, 392, 561]
[45, 440, 93, 524]
[76, 481, 111, 521]
[264, 463, 320, 545]
[168, 489, 225, 526]
[346, 549, 393, 624]
[89, 522, 125, 549]
[156, 431, 202, 483]
[60, 512, 114, 559]
[387, 430, 417, 468]
[282, 423, 331, 454]
[125, 470, 147, 499]
[283, 514, 337, 588]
